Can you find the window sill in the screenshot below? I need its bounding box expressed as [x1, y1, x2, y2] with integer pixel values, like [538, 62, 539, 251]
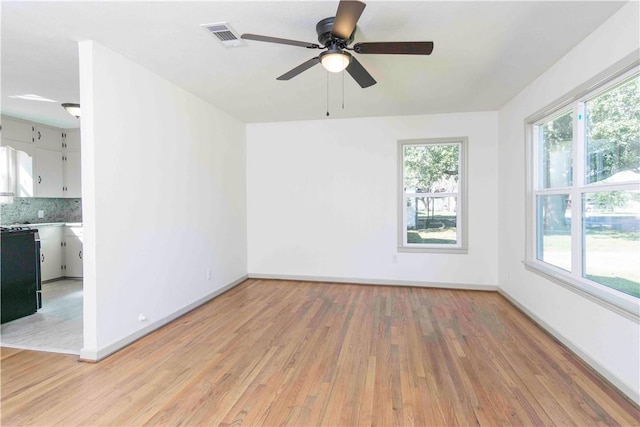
[523, 260, 639, 322]
[399, 246, 468, 254]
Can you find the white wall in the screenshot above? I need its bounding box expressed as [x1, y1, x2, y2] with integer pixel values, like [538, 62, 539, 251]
[498, 2, 640, 402]
[247, 112, 498, 288]
[78, 41, 247, 360]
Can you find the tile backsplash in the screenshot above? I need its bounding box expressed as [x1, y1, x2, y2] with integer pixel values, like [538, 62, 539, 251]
[0, 198, 82, 225]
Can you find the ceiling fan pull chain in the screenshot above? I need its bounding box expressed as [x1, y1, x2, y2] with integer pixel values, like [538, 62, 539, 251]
[326, 71, 330, 117]
[342, 69, 345, 110]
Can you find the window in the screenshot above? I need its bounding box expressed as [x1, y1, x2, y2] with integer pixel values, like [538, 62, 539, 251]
[398, 138, 467, 253]
[527, 69, 640, 314]
[0, 145, 33, 199]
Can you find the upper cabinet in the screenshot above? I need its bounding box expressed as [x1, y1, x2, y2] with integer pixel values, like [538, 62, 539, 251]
[64, 129, 81, 151]
[64, 151, 81, 198]
[62, 129, 81, 198]
[34, 125, 63, 150]
[1, 115, 80, 199]
[1, 116, 33, 144]
[35, 148, 64, 198]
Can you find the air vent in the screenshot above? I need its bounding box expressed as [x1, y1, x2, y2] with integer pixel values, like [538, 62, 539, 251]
[201, 22, 246, 48]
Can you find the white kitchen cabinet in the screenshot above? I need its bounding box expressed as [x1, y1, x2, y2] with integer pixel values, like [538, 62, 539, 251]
[38, 226, 64, 282]
[63, 129, 81, 151]
[64, 226, 83, 278]
[2, 117, 79, 199]
[64, 151, 81, 198]
[35, 148, 63, 197]
[63, 129, 81, 198]
[1, 116, 33, 144]
[34, 125, 63, 150]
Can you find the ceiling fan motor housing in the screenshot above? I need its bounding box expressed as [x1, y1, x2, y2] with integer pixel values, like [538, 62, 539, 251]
[316, 17, 354, 48]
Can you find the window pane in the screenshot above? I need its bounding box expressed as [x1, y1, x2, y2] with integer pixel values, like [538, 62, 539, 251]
[404, 144, 459, 193]
[583, 191, 640, 298]
[406, 196, 457, 244]
[538, 111, 573, 189]
[585, 75, 640, 184]
[537, 194, 571, 271]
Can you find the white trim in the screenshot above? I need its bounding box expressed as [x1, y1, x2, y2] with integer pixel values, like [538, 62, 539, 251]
[582, 181, 640, 192]
[248, 273, 496, 291]
[79, 275, 248, 362]
[523, 261, 639, 321]
[525, 62, 640, 316]
[524, 53, 640, 125]
[0, 343, 79, 356]
[397, 246, 468, 254]
[498, 287, 640, 405]
[404, 191, 458, 198]
[532, 187, 572, 196]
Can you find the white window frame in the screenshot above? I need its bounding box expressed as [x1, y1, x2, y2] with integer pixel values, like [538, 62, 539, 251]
[524, 64, 640, 319]
[398, 137, 468, 254]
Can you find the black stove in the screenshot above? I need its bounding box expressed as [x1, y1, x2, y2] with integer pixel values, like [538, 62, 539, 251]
[1, 226, 42, 323]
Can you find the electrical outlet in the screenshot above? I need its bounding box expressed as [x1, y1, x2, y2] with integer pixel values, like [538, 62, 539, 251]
[207, 269, 212, 280]
[138, 313, 147, 322]
[37, 210, 44, 218]
[392, 255, 398, 264]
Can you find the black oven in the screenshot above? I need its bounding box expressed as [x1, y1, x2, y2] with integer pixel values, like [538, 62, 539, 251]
[1, 227, 41, 323]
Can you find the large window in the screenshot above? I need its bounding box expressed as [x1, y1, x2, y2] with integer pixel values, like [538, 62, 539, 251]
[398, 138, 467, 253]
[528, 69, 639, 313]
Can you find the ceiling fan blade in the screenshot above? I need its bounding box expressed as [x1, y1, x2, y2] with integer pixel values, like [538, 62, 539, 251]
[241, 33, 320, 49]
[346, 56, 376, 88]
[354, 41, 434, 55]
[331, 0, 366, 40]
[277, 57, 321, 80]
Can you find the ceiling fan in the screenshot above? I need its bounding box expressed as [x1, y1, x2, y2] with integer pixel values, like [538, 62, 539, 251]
[241, 0, 434, 88]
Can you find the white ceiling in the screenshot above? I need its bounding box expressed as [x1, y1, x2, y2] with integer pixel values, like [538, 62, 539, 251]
[1, 1, 626, 129]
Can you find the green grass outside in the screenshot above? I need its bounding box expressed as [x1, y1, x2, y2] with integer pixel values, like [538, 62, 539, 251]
[408, 214, 457, 244]
[542, 230, 640, 298]
[409, 213, 640, 298]
[585, 275, 640, 298]
[407, 230, 456, 244]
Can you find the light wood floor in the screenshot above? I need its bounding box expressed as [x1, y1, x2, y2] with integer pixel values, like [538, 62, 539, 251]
[1, 279, 638, 426]
[0, 279, 83, 355]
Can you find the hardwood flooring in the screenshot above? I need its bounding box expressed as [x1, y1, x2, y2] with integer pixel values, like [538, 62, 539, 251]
[0, 279, 83, 355]
[1, 279, 638, 426]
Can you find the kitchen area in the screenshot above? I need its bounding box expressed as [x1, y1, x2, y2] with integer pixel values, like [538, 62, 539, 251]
[1, 114, 83, 354]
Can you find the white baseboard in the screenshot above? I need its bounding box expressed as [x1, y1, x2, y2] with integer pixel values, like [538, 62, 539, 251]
[498, 287, 639, 405]
[248, 273, 497, 291]
[79, 275, 248, 362]
[0, 342, 79, 356]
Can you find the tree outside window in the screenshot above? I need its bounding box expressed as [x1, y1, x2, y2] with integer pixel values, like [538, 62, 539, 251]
[399, 138, 467, 253]
[531, 72, 639, 300]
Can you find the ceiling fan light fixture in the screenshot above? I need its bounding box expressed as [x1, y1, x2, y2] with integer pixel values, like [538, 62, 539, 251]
[62, 103, 81, 118]
[319, 49, 351, 73]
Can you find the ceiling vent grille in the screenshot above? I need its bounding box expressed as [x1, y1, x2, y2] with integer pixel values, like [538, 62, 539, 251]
[201, 22, 246, 48]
